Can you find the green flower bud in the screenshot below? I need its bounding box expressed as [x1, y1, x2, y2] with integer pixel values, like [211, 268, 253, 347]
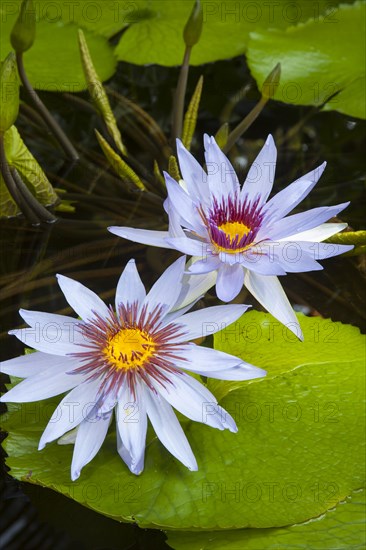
[262, 63, 281, 100]
[0, 53, 20, 134]
[183, 0, 203, 48]
[10, 0, 36, 53]
[215, 123, 229, 149]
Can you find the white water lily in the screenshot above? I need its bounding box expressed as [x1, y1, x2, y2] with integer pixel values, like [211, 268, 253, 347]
[109, 135, 353, 339]
[0, 257, 265, 480]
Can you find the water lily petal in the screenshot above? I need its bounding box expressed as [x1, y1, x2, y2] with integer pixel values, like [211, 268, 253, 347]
[176, 139, 210, 204]
[172, 265, 217, 310]
[279, 222, 347, 242]
[165, 172, 203, 232]
[174, 343, 262, 378]
[216, 263, 244, 301]
[116, 383, 147, 475]
[0, 352, 73, 378]
[150, 369, 237, 432]
[145, 389, 198, 471]
[108, 226, 172, 249]
[293, 241, 353, 259]
[265, 162, 326, 221]
[57, 274, 110, 322]
[115, 259, 146, 311]
[264, 202, 350, 241]
[204, 134, 239, 198]
[144, 256, 186, 315]
[186, 256, 221, 274]
[71, 409, 112, 481]
[165, 236, 210, 256]
[242, 134, 277, 205]
[244, 270, 303, 340]
[19, 310, 78, 328]
[38, 378, 101, 450]
[194, 364, 267, 381]
[173, 304, 248, 341]
[0, 360, 85, 402]
[9, 323, 86, 356]
[252, 242, 324, 273]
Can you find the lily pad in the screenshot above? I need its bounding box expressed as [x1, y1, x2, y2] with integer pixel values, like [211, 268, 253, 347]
[247, 1, 366, 119]
[0, 125, 58, 217]
[2, 313, 365, 529]
[167, 488, 366, 549]
[0, 3, 116, 91]
[114, 0, 344, 66]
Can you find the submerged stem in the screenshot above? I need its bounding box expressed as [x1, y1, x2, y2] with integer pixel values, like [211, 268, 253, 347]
[16, 51, 79, 162]
[223, 96, 268, 154]
[172, 46, 192, 142]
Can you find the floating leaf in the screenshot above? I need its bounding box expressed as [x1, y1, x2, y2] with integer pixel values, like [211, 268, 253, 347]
[167, 488, 366, 549]
[3, 313, 365, 529]
[247, 1, 366, 119]
[0, 5, 116, 91]
[114, 1, 347, 66]
[0, 125, 58, 217]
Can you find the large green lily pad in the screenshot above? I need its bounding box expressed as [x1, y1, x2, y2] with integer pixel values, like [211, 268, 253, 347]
[115, 0, 343, 66]
[247, 1, 366, 119]
[2, 313, 365, 529]
[0, 2, 116, 91]
[167, 488, 366, 549]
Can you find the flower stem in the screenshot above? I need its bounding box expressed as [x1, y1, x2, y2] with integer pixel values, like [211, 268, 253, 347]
[16, 51, 79, 162]
[172, 46, 192, 142]
[0, 133, 39, 224]
[11, 167, 56, 223]
[0, 133, 56, 224]
[223, 96, 268, 154]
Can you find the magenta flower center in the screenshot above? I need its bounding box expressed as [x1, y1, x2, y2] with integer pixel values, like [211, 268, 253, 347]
[202, 194, 265, 253]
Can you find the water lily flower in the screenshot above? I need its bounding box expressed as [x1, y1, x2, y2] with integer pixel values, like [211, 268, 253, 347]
[109, 135, 353, 339]
[0, 257, 265, 480]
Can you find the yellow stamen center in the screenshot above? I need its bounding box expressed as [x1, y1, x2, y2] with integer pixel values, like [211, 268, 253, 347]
[219, 221, 250, 240]
[215, 221, 251, 253]
[104, 328, 156, 370]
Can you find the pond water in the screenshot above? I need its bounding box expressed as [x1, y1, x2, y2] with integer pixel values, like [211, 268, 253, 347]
[1, 58, 365, 549]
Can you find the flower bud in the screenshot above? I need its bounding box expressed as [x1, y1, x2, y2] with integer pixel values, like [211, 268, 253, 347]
[261, 63, 281, 100]
[183, 0, 203, 47]
[10, 0, 36, 53]
[0, 52, 20, 134]
[215, 123, 229, 149]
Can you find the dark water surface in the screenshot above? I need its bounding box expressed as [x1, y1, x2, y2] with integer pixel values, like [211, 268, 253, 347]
[1, 58, 365, 549]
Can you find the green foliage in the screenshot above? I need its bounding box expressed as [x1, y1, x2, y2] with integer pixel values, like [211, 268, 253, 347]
[10, 0, 36, 53]
[3, 313, 365, 530]
[0, 53, 19, 133]
[114, 0, 341, 66]
[1, 0, 363, 120]
[167, 488, 366, 549]
[326, 230, 366, 257]
[0, 126, 58, 217]
[0, 3, 116, 91]
[247, 1, 366, 119]
[78, 29, 125, 155]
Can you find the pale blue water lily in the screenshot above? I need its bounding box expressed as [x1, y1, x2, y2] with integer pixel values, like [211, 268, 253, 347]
[0, 257, 265, 480]
[109, 135, 353, 339]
